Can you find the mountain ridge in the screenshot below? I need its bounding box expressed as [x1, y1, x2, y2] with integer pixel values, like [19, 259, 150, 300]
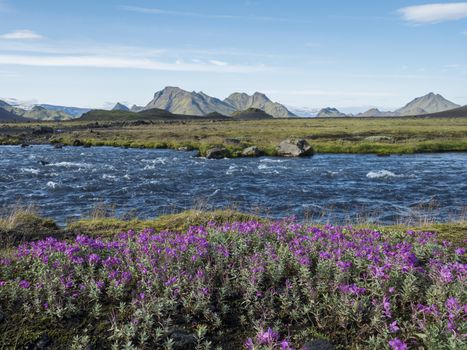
[143, 87, 295, 118]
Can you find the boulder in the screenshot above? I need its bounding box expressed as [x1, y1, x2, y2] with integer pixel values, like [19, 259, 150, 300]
[242, 146, 263, 157]
[364, 135, 394, 142]
[277, 139, 314, 157]
[205, 147, 229, 159]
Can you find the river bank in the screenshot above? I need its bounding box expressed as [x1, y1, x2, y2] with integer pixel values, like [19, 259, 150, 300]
[1, 117, 467, 157]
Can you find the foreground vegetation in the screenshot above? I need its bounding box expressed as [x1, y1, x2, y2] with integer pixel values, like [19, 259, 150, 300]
[0, 209, 465, 349]
[1, 117, 467, 156]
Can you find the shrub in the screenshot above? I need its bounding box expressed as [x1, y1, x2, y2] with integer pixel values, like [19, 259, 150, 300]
[0, 220, 465, 349]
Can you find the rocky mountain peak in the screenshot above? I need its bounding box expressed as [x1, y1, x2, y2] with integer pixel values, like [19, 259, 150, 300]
[143, 87, 295, 118]
[396, 92, 460, 115]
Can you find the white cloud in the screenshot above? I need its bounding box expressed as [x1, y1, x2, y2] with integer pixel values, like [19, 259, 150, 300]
[0, 30, 44, 40]
[0, 54, 267, 73]
[399, 3, 467, 23]
[209, 60, 228, 66]
[120, 5, 311, 23]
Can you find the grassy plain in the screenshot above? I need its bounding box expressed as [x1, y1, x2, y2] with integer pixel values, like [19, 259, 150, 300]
[1, 116, 467, 156]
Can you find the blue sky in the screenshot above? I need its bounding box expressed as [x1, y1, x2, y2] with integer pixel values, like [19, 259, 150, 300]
[0, 0, 466, 110]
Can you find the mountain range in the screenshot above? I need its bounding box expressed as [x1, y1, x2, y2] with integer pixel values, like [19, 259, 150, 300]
[316, 93, 461, 118]
[0, 89, 465, 122]
[140, 87, 296, 118]
[0, 101, 75, 121]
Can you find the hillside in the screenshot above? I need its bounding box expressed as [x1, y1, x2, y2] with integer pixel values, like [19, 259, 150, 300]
[0, 108, 31, 122]
[231, 108, 274, 119]
[79, 108, 231, 121]
[416, 105, 467, 118]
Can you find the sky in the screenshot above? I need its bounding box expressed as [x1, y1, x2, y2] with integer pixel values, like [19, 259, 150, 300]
[0, 0, 466, 111]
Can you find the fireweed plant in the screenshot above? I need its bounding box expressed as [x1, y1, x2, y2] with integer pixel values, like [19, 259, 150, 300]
[0, 220, 465, 349]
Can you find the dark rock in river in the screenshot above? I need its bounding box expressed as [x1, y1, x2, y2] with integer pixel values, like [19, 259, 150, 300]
[242, 146, 263, 157]
[205, 147, 229, 159]
[53, 143, 63, 149]
[303, 339, 335, 350]
[72, 139, 84, 146]
[277, 139, 314, 157]
[21, 143, 29, 148]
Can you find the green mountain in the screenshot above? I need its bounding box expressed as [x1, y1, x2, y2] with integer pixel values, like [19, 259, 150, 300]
[232, 108, 274, 119]
[225, 92, 296, 118]
[144, 87, 236, 116]
[143, 87, 295, 118]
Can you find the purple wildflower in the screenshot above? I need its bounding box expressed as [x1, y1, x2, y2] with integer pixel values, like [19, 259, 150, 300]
[389, 338, 408, 350]
[383, 296, 392, 318]
[88, 253, 100, 265]
[244, 338, 254, 349]
[19, 280, 30, 289]
[454, 247, 465, 256]
[389, 321, 400, 333]
[281, 339, 293, 350]
[256, 328, 279, 345]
